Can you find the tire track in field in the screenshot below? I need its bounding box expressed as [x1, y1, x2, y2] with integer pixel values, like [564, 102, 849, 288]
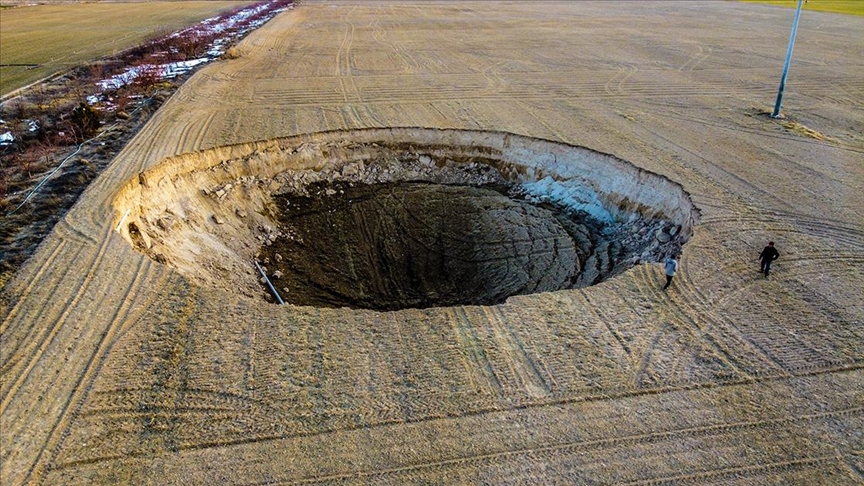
[184, 61, 861, 111]
[632, 322, 671, 389]
[498, 303, 564, 395]
[231, 70, 759, 107]
[125, 118, 182, 174]
[79, 387, 274, 421]
[0, 240, 68, 336]
[678, 43, 711, 72]
[516, 100, 572, 142]
[636, 121, 803, 213]
[645, 109, 864, 155]
[191, 110, 218, 150]
[541, 292, 632, 393]
[28, 258, 159, 481]
[166, 113, 202, 155]
[51, 389, 279, 472]
[0, 242, 88, 373]
[334, 14, 390, 129]
[780, 253, 864, 268]
[172, 110, 218, 154]
[447, 307, 504, 398]
[628, 265, 711, 386]
[369, 14, 418, 74]
[41, 362, 863, 477]
[0, 229, 108, 404]
[664, 257, 792, 376]
[768, 212, 864, 250]
[578, 289, 635, 364]
[52, 217, 99, 247]
[604, 64, 638, 96]
[579, 281, 667, 387]
[271, 406, 863, 485]
[655, 238, 862, 374]
[629, 264, 763, 384]
[24, 257, 164, 484]
[479, 60, 508, 96]
[0, 233, 107, 411]
[1, 239, 80, 379]
[700, 212, 864, 251]
[334, 6, 361, 116]
[669, 252, 790, 375]
[482, 305, 550, 398]
[621, 456, 842, 485]
[185, 86, 748, 110]
[1, 236, 157, 486]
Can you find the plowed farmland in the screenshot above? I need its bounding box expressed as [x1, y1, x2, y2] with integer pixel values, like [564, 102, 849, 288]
[2, 1, 863, 484]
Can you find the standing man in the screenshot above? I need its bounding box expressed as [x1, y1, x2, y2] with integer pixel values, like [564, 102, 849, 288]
[759, 241, 780, 277]
[663, 254, 678, 290]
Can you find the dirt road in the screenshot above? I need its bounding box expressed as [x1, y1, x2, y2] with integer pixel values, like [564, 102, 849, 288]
[2, 1, 862, 484]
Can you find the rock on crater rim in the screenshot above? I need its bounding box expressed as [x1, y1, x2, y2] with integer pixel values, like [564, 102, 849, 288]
[112, 128, 699, 308]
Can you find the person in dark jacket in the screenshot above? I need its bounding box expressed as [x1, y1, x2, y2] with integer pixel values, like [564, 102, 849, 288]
[759, 241, 780, 277]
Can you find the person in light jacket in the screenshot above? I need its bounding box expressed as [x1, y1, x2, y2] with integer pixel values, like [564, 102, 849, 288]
[663, 254, 678, 290]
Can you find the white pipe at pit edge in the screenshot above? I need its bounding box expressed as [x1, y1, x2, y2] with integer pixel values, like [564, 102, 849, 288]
[255, 260, 285, 305]
[115, 209, 130, 233]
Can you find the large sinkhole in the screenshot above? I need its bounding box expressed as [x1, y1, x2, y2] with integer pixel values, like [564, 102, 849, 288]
[264, 182, 592, 310]
[113, 128, 698, 310]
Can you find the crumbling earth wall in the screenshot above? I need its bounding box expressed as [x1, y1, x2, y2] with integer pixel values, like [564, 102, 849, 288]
[113, 128, 698, 304]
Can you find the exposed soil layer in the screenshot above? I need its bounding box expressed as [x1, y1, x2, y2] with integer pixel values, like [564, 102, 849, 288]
[113, 129, 696, 306]
[263, 181, 592, 310]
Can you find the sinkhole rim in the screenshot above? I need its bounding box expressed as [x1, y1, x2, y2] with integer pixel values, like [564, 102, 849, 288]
[112, 127, 699, 310]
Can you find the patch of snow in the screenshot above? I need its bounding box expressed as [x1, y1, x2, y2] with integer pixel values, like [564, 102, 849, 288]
[161, 58, 210, 79]
[520, 176, 613, 223]
[97, 68, 141, 90]
[0, 131, 15, 145]
[93, 1, 288, 92]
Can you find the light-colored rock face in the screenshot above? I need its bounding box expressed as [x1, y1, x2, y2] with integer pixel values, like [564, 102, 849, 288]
[113, 128, 698, 305]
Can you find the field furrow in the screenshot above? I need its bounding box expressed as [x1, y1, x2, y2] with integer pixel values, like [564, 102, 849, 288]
[2, 1, 862, 484]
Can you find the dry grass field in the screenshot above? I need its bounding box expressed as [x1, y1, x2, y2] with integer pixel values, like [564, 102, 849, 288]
[743, 0, 864, 16]
[0, 1, 249, 96]
[2, 1, 863, 484]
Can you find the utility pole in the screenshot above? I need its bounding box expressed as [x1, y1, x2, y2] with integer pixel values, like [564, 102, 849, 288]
[772, 0, 804, 118]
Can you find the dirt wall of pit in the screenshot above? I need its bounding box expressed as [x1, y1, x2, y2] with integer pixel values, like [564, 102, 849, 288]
[112, 128, 698, 299]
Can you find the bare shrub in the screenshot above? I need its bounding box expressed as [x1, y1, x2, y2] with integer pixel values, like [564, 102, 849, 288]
[0, 190, 9, 209]
[87, 63, 105, 81]
[70, 103, 101, 141]
[3, 100, 29, 120]
[173, 29, 210, 60]
[132, 62, 162, 92]
[17, 152, 37, 179]
[111, 88, 132, 114]
[223, 47, 241, 60]
[41, 195, 63, 211]
[69, 75, 93, 105]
